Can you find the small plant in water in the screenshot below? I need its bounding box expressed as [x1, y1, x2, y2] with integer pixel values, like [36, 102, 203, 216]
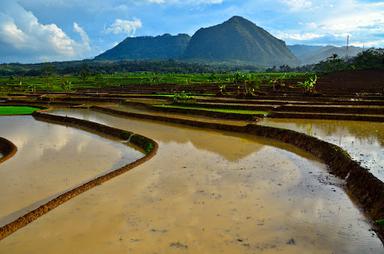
[217, 84, 227, 96]
[61, 80, 74, 92]
[173, 91, 193, 103]
[145, 143, 154, 154]
[297, 74, 317, 93]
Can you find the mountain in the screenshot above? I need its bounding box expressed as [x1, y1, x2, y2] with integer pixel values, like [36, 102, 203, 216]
[96, 16, 299, 66]
[183, 16, 299, 66]
[95, 33, 191, 60]
[289, 45, 364, 65]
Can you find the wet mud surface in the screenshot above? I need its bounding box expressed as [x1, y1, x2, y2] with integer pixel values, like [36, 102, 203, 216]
[259, 118, 384, 182]
[108, 104, 250, 126]
[0, 116, 143, 226]
[0, 109, 381, 253]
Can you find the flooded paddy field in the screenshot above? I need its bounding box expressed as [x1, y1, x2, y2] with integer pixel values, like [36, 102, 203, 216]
[0, 115, 143, 226]
[107, 103, 251, 126]
[259, 118, 384, 182]
[0, 108, 381, 253]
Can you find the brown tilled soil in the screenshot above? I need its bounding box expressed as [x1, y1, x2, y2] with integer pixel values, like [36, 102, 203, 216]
[318, 70, 384, 94]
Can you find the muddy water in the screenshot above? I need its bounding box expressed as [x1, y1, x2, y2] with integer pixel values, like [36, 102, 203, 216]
[108, 104, 251, 126]
[0, 109, 382, 253]
[259, 118, 384, 182]
[0, 116, 143, 226]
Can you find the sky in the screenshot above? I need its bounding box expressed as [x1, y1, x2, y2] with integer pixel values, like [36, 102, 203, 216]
[0, 0, 383, 63]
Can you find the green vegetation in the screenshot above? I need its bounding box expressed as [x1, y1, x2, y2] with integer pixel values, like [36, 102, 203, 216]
[0, 72, 311, 93]
[314, 49, 384, 73]
[172, 91, 194, 103]
[154, 104, 269, 116]
[0, 60, 267, 77]
[297, 74, 317, 93]
[0, 106, 40, 115]
[376, 219, 384, 226]
[145, 143, 154, 154]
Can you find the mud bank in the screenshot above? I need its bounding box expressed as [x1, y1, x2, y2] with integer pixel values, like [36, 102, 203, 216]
[176, 102, 384, 115]
[108, 104, 248, 126]
[122, 101, 263, 121]
[0, 137, 17, 164]
[196, 97, 384, 106]
[269, 112, 384, 122]
[121, 100, 384, 122]
[0, 100, 78, 107]
[0, 113, 158, 240]
[92, 106, 384, 240]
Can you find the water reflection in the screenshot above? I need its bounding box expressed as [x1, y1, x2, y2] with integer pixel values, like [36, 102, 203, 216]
[0, 116, 143, 225]
[10, 108, 379, 253]
[52, 109, 317, 162]
[259, 118, 384, 181]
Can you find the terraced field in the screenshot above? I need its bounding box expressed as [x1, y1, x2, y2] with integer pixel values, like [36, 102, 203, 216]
[0, 91, 383, 253]
[0, 108, 381, 253]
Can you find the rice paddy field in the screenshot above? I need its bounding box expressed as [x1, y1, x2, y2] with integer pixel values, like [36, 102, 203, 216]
[0, 72, 383, 253]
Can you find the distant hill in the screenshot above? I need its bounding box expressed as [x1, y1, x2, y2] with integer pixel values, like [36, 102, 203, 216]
[95, 33, 191, 60]
[183, 16, 299, 66]
[96, 16, 299, 67]
[289, 45, 364, 65]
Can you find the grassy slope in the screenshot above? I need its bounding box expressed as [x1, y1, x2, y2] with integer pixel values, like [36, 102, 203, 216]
[0, 106, 39, 115]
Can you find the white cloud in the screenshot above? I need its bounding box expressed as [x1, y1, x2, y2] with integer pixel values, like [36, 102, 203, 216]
[144, 0, 223, 4]
[275, 32, 323, 41]
[311, 0, 384, 46]
[280, 0, 312, 11]
[105, 19, 142, 35]
[0, 21, 27, 47]
[73, 22, 90, 51]
[0, 0, 91, 63]
[318, 7, 384, 34]
[274, 0, 384, 47]
[19, 0, 224, 6]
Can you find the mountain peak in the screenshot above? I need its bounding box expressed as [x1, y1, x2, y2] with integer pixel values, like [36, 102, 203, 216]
[227, 16, 250, 23]
[225, 16, 257, 27]
[184, 16, 298, 66]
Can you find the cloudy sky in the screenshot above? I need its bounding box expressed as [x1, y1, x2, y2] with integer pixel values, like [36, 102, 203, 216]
[0, 0, 383, 63]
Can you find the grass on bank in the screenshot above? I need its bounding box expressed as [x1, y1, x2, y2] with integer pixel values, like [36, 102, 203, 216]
[0, 106, 40, 115]
[154, 104, 269, 116]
